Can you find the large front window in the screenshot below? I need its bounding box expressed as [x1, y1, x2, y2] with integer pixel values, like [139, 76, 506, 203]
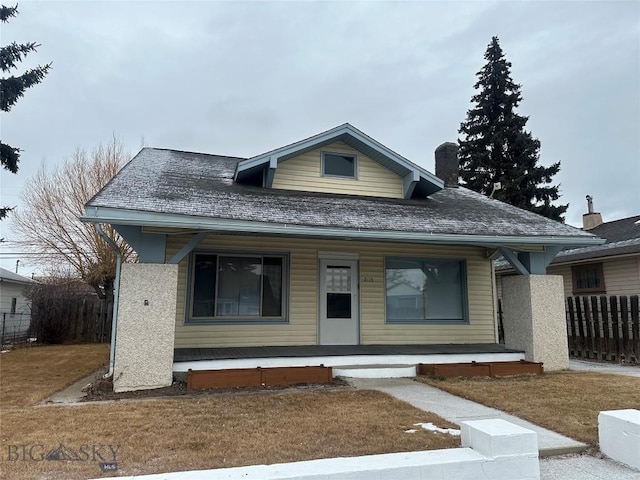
[385, 257, 468, 324]
[189, 253, 287, 322]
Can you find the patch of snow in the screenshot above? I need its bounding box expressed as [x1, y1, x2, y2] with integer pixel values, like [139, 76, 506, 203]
[414, 422, 461, 436]
[404, 429, 418, 434]
[1, 350, 10, 354]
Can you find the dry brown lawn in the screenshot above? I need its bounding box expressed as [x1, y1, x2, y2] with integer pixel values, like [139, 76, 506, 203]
[0, 344, 110, 407]
[420, 371, 640, 446]
[0, 345, 459, 479]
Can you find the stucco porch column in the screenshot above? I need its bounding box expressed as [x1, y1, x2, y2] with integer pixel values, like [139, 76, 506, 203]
[113, 263, 178, 392]
[501, 274, 568, 371]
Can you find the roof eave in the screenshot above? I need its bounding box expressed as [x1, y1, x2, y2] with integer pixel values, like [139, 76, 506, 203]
[82, 206, 604, 249]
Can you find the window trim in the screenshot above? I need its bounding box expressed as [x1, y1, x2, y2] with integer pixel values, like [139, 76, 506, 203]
[321, 151, 358, 179]
[186, 250, 290, 325]
[571, 262, 606, 295]
[384, 256, 469, 325]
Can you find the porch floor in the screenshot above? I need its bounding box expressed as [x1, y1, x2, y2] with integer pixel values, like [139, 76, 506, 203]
[174, 343, 521, 363]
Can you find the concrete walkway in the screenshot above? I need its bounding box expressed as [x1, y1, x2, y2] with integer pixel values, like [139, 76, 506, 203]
[347, 377, 586, 457]
[42, 371, 99, 405]
[570, 359, 640, 378]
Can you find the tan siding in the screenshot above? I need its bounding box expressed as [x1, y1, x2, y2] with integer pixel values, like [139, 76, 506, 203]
[497, 257, 640, 306]
[547, 257, 640, 298]
[169, 235, 497, 348]
[546, 265, 573, 298]
[602, 257, 640, 296]
[272, 141, 403, 198]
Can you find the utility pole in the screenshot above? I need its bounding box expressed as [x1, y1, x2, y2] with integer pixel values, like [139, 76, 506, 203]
[15, 259, 19, 273]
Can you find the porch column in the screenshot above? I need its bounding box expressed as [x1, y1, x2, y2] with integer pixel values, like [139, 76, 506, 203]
[113, 263, 178, 392]
[502, 274, 568, 371]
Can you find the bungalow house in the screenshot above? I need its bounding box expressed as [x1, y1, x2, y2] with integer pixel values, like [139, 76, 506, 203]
[82, 124, 602, 392]
[496, 198, 640, 299]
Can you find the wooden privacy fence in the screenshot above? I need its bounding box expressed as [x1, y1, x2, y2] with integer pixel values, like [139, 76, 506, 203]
[567, 295, 640, 364]
[30, 297, 113, 344]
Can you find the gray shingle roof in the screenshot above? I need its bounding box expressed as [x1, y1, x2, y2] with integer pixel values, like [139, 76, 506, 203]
[0, 267, 35, 284]
[550, 216, 640, 264]
[587, 216, 640, 244]
[86, 148, 596, 241]
[495, 215, 640, 271]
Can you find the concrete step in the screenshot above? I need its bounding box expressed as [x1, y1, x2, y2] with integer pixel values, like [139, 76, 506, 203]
[333, 364, 417, 378]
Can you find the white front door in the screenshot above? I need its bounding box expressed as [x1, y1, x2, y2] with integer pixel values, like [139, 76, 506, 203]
[318, 259, 359, 345]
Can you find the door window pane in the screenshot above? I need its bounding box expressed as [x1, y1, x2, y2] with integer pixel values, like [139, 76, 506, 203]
[326, 266, 351, 292]
[327, 293, 351, 318]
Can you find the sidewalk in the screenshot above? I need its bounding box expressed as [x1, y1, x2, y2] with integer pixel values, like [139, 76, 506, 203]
[347, 377, 586, 457]
[347, 377, 640, 479]
[570, 359, 640, 378]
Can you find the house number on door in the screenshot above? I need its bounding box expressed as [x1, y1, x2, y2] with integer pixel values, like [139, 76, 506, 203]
[362, 277, 374, 283]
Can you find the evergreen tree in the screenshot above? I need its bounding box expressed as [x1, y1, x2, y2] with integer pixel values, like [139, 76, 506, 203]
[458, 36, 567, 222]
[1, 4, 51, 219]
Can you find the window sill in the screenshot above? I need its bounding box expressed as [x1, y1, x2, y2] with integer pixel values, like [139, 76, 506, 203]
[385, 319, 469, 325]
[185, 318, 289, 326]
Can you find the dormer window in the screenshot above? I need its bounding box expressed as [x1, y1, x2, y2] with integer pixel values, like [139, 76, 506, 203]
[322, 152, 357, 179]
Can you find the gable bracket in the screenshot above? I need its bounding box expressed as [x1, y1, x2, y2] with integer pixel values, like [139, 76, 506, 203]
[169, 232, 209, 264]
[402, 171, 419, 199]
[498, 247, 531, 275]
[263, 156, 278, 188]
[498, 246, 564, 275]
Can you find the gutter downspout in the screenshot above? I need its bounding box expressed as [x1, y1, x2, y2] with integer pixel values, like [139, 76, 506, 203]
[96, 223, 121, 377]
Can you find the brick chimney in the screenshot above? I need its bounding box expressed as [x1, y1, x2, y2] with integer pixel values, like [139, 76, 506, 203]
[582, 195, 603, 230]
[435, 142, 459, 188]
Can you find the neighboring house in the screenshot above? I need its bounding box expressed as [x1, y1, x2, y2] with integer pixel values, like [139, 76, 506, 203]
[496, 200, 640, 299]
[0, 267, 35, 342]
[82, 123, 601, 392]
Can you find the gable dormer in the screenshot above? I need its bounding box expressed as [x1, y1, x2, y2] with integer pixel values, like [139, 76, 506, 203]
[234, 123, 444, 199]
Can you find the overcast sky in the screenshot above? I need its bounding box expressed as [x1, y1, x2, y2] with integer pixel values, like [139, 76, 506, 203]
[1, 0, 639, 275]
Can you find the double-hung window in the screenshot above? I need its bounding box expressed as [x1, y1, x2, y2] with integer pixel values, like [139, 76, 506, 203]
[385, 257, 468, 324]
[189, 253, 287, 322]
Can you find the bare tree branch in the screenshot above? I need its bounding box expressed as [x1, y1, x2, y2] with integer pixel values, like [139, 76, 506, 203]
[12, 137, 136, 296]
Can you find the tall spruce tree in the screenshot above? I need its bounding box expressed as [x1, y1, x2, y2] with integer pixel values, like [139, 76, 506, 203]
[458, 36, 567, 222]
[1, 4, 51, 219]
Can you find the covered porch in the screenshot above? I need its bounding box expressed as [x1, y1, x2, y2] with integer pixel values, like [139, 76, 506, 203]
[173, 343, 525, 382]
